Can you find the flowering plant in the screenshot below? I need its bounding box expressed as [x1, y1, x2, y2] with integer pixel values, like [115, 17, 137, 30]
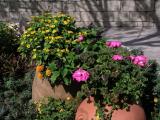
[74, 40, 156, 119]
[18, 13, 156, 119]
[18, 12, 100, 85]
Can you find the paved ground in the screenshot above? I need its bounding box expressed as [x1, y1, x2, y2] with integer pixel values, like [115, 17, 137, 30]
[102, 27, 160, 64]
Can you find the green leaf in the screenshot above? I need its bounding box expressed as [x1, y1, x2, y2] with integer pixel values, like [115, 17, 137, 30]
[49, 62, 57, 71]
[64, 78, 70, 85]
[50, 71, 60, 84]
[62, 68, 68, 77]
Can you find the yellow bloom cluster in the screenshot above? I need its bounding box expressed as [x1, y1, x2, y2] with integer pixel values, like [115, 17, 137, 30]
[34, 102, 42, 114]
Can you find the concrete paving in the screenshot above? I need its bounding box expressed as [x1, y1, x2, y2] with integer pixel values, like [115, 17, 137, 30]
[102, 27, 160, 64]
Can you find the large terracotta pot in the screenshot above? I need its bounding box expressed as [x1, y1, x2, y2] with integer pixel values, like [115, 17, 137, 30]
[32, 71, 79, 103]
[75, 97, 146, 120]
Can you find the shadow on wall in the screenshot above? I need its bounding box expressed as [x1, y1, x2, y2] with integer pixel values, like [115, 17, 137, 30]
[122, 0, 160, 47]
[0, 0, 61, 32]
[0, 0, 160, 32]
[74, 0, 111, 29]
[73, 0, 159, 29]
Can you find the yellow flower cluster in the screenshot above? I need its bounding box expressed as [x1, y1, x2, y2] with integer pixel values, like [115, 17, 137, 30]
[34, 102, 42, 114]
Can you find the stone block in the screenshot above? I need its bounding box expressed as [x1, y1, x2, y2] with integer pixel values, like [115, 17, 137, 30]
[69, 12, 81, 21]
[118, 12, 130, 22]
[51, 2, 63, 13]
[79, 11, 103, 22]
[63, 2, 76, 12]
[156, 0, 160, 20]
[136, 21, 155, 27]
[107, 0, 121, 11]
[75, 0, 121, 12]
[0, 1, 9, 12]
[120, 0, 136, 11]
[129, 12, 148, 22]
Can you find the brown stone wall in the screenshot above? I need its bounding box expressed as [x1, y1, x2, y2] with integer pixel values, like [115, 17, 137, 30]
[0, 0, 159, 28]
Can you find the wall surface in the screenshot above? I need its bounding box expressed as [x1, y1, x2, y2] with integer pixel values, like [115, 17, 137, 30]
[0, 0, 159, 28]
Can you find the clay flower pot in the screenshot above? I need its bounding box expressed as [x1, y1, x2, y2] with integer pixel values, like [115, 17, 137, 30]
[75, 97, 146, 120]
[32, 72, 78, 103]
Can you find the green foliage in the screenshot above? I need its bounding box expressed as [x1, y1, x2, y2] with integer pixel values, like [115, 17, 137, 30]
[0, 71, 37, 120]
[18, 12, 100, 86]
[0, 22, 18, 53]
[36, 98, 80, 120]
[0, 21, 36, 120]
[75, 44, 155, 119]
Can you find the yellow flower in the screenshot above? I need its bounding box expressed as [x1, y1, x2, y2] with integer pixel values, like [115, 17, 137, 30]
[26, 44, 30, 48]
[55, 36, 63, 39]
[48, 20, 51, 23]
[96, 113, 100, 120]
[59, 109, 64, 112]
[48, 36, 52, 39]
[31, 31, 36, 34]
[54, 20, 58, 24]
[65, 48, 69, 52]
[33, 49, 36, 52]
[28, 28, 32, 31]
[83, 31, 87, 35]
[42, 31, 45, 34]
[32, 54, 37, 59]
[50, 25, 55, 28]
[63, 20, 68, 25]
[26, 34, 30, 37]
[45, 30, 49, 33]
[68, 31, 73, 34]
[36, 102, 42, 114]
[66, 97, 71, 101]
[46, 69, 52, 77]
[52, 30, 57, 34]
[154, 97, 158, 103]
[20, 41, 25, 45]
[60, 49, 65, 53]
[45, 36, 49, 40]
[43, 48, 49, 53]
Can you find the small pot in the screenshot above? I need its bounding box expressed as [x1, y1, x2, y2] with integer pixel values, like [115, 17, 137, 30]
[32, 72, 79, 103]
[75, 97, 146, 120]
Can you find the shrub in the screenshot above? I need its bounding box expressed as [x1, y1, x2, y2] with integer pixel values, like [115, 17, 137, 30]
[18, 12, 100, 85]
[0, 21, 36, 120]
[0, 71, 37, 120]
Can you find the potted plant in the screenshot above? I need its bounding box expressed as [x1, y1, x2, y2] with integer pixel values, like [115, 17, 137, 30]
[74, 40, 151, 120]
[18, 12, 100, 102]
[18, 12, 155, 119]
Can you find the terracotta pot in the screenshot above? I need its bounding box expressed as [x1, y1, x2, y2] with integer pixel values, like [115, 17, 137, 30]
[75, 97, 146, 120]
[32, 71, 78, 103]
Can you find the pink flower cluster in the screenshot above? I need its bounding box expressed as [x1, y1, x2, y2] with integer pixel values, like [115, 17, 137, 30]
[72, 68, 90, 82]
[78, 35, 84, 42]
[106, 41, 122, 48]
[129, 55, 148, 67]
[112, 55, 123, 61]
[106, 41, 148, 67]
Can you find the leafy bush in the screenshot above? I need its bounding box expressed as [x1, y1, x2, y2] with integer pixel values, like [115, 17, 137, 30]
[18, 12, 100, 85]
[36, 97, 81, 120]
[0, 71, 37, 120]
[0, 21, 36, 120]
[0, 21, 18, 53]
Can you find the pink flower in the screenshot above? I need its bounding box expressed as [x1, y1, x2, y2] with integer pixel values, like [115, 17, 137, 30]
[112, 55, 123, 61]
[78, 35, 84, 42]
[72, 68, 90, 82]
[128, 55, 135, 61]
[132, 55, 148, 67]
[106, 41, 122, 48]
